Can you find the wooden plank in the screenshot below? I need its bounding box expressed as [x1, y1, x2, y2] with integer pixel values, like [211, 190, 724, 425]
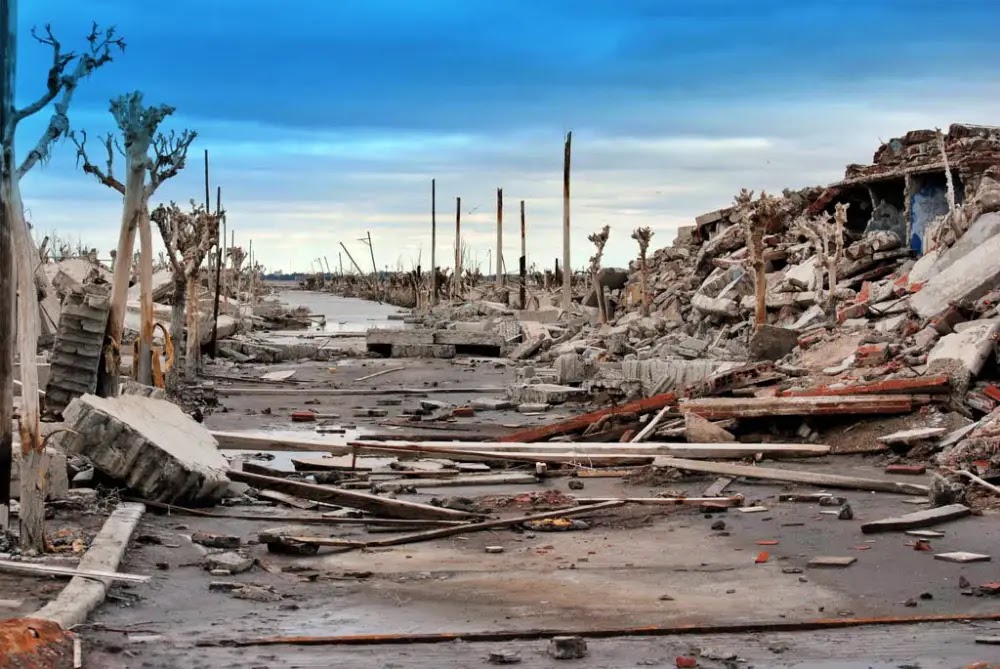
[780, 376, 950, 397]
[213, 431, 349, 454]
[860, 504, 970, 534]
[703, 476, 734, 497]
[226, 470, 476, 521]
[499, 392, 677, 443]
[679, 395, 914, 420]
[877, 428, 947, 445]
[573, 496, 743, 507]
[0, 560, 149, 583]
[373, 473, 537, 492]
[934, 551, 991, 563]
[630, 406, 674, 443]
[256, 490, 318, 510]
[261, 370, 296, 382]
[217, 386, 504, 397]
[651, 457, 929, 496]
[275, 500, 627, 550]
[350, 440, 830, 459]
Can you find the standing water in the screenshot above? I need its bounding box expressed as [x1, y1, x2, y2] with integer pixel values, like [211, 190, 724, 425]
[274, 289, 408, 332]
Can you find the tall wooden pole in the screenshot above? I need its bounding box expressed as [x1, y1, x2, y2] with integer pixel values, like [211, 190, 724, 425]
[0, 0, 14, 531]
[562, 131, 572, 309]
[339, 241, 365, 276]
[454, 197, 461, 298]
[136, 206, 154, 384]
[204, 150, 210, 214]
[209, 187, 223, 357]
[247, 239, 253, 329]
[430, 179, 437, 305]
[495, 188, 503, 288]
[519, 200, 526, 309]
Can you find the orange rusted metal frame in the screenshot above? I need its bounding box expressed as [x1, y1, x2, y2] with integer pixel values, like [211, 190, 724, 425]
[498, 392, 677, 443]
[780, 375, 950, 397]
[199, 611, 1000, 648]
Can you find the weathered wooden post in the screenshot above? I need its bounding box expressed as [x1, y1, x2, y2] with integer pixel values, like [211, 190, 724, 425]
[519, 199, 526, 309]
[366, 231, 379, 297]
[430, 179, 436, 305]
[562, 131, 572, 309]
[209, 186, 224, 356]
[495, 188, 503, 288]
[454, 196, 461, 299]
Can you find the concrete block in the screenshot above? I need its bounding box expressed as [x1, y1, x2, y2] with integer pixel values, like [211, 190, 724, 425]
[622, 358, 729, 395]
[202, 551, 253, 574]
[471, 398, 513, 411]
[390, 343, 456, 358]
[749, 325, 799, 361]
[508, 384, 587, 405]
[434, 330, 504, 348]
[367, 329, 435, 347]
[57, 394, 230, 505]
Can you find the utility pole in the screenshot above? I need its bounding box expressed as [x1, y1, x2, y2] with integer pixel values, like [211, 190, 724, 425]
[454, 197, 461, 299]
[495, 188, 503, 288]
[338, 252, 343, 277]
[430, 179, 437, 305]
[0, 0, 13, 531]
[519, 200, 526, 309]
[209, 187, 224, 357]
[562, 131, 572, 309]
[339, 241, 365, 276]
[363, 231, 379, 299]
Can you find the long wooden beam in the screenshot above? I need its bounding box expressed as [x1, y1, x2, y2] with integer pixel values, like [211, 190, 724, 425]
[679, 395, 914, 420]
[217, 386, 505, 397]
[499, 392, 677, 443]
[350, 440, 830, 459]
[226, 470, 476, 521]
[652, 457, 928, 495]
[780, 376, 949, 397]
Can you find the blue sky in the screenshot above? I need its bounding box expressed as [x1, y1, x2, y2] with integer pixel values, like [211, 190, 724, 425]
[13, 0, 1000, 273]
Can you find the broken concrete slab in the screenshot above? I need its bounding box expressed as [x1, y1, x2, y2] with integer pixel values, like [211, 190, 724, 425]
[927, 318, 1000, 377]
[471, 398, 513, 411]
[202, 552, 253, 574]
[861, 504, 971, 534]
[57, 394, 230, 505]
[749, 325, 799, 361]
[910, 229, 1000, 319]
[807, 556, 857, 568]
[877, 427, 947, 446]
[391, 343, 456, 358]
[44, 283, 111, 416]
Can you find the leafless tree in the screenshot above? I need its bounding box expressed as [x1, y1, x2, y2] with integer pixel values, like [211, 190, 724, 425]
[587, 225, 610, 324]
[631, 226, 654, 317]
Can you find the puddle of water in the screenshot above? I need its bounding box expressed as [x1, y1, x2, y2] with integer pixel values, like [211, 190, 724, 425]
[275, 290, 409, 332]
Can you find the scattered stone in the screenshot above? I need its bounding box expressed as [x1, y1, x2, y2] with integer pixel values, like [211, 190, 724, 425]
[488, 649, 522, 665]
[684, 412, 735, 443]
[472, 398, 513, 411]
[547, 636, 588, 660]
[711, 520, 726, 531]
[919, 592, 933, 600]
[749, 325, 799, 361]
[485, 546, 504, 554]
[452, 406, 475, 418]
[208, 581, 245, 592]
[567, 480, 584, 490]
[517, 403, 549, 413]
[861, 504, 971, 534]
[807, 556, 857, 568]
[192, 532, 240, 550]
[838, 505, 854, 520]
[818, 496, 847, 507]
[232, 585, 282, 602]
[202, 552, 253, 574]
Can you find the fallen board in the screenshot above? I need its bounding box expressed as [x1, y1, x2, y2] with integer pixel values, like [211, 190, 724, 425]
[0, 559, 149, 583]
[651, 457, 929, 496]
[212, 431, 350, 454]
[877, 428, 947, 445]
[499, 392, 678, 443]
[373, 473, 537, 492]
[349, 440, 831, 459]
[860, 504, 970, 534]
[934, 552, 991, 563]
[226, 470, 476, 521]
[679, 395, 915, 420]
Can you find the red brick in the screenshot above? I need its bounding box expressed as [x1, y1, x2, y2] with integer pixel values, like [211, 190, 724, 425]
[452, 406, 475, 418]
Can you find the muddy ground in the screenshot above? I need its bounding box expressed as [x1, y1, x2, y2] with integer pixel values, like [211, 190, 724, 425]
[55, 345, 1000, 668]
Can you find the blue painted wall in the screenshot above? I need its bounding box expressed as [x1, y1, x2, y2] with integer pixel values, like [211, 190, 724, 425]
[909, 180, 950, 255]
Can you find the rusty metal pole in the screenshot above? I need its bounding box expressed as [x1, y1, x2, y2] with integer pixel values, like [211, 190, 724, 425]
[519, 200, 526, 309]
[562, 131, 572, 309]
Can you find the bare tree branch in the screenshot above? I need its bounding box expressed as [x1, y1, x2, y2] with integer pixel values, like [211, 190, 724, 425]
[69, 129, 126, 193]
[16, 22, 127, 178]
[147, 129, 197, 195]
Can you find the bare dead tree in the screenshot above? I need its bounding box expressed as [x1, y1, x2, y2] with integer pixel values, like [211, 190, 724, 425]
[630, 226, 654, 317]
[0, 9, 124, 550]
[71, 94, 195, 392]
[150, 201, 220, 381]
[587, 225, 610, 324]
[794, 203, 847, 321]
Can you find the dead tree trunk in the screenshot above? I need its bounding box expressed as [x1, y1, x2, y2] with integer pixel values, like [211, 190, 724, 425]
[562, 132, 572, 309]
[588, 225, 610, 324]
[0, 0, 14, 533]
[631, 227, 653, 317]
[186, 277, 199, 378]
